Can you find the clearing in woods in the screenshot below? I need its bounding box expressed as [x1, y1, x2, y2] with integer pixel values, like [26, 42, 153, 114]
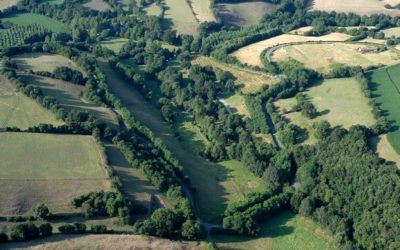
[1, 13, 70, 33]
[310, 0, 400, 17]
[383, 27, 400, 38]
[0, 132, 110, 215]
[274, 78, 376, 144]
[233, 32, 352, 67]
[144, 2, 163, 16]
[216, 1, 279, 27]
[0, 75, 63, 129]
[82, 0, 112, 11]
[164, 0, 199, 35]
[271, 43, 400, 73]
[98, 59, 267, 222]
[100, 38, 129, 53]
[370, 135, 400, 167]
[366, 63, 400, 153]
[0, 0, 19, 10]
[214, 211, 337, 250]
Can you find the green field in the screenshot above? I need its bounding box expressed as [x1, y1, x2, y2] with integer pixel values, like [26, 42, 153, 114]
[214, 211, 337, 250]
[0, 76, 63, 129]
[144, 2, 162, 16]
[82, 0, 112, 11]
[275, 78, 376, 144]
[383, 27, 400, 38]
[0, 132, 110, 215]
[0, 0, 19, 10]
[164, 0, 198, 35]
[14, 53, 84, 74]
[1, 13, 70, 33]
[100, 38, 129, 53]
[367, 64, 400, 153]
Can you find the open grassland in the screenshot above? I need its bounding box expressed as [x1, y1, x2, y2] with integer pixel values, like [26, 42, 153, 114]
[1, 13, 70, 33]
[0, 76, 63, 129]
[359, 38, 387, 45]
[275, 78, 375, 144]
[214, 211, 337, 250]
[100, 38, 129, 53]
[192, 56, 278, 93]
[14, 53, 84, 75]
[289, 26, 313, 35]
[0, 0, 19, 10]
[191, 0, 215, 22]
[367, 63, 400, 153]
[82, 0, 112, 11]
[310, 0, 400, 17]
[370, 135, 400, 167]
[20, 74, 118, 127]
[233, 33, 351, 67]
[271, 43, 400, 73]
[144, 2, 162, 16]
[99, 59, 267, 222]
[383, 27, 400, 38]
[105, 144, 170, 210]
[164, 0, 198, 35]
[45, 0, 65, 4]
[222, 93, 250, 118]
[216, 1, 278, 27]
[0, 132, 110, 215]
[2, 234, 207, 250]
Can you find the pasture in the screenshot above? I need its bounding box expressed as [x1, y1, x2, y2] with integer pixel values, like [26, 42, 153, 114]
[0, 132, 110, 215]
[366, 63, 400, 153]
[271, 43, 400, 73]
[192, 56, 278, 93]
[275, 78, 376, 143]
[164, 0, 198, 35]
[100, 38, 129, 53]
[370, 135, 400, 167]
[0, 76, 63, 129]
[2, 234, 207, 250]
[82, 0, 112, 11]
[19, 74, 119, 127]
[216, 1, 278, 27]
[310, 0, 400, 17]
[13, 53, 84, 75]
[222, 93, 250, 118]
[0, 0, 19, 11]
[1, 13, 70, 33]
[233, 33, 351, 67]
[144, 2, 162, 16]
[383, 27, 400, 38]
[289, 26, 313, 35]
[214, 211, 337, 250]
[191, 0, 215, 23]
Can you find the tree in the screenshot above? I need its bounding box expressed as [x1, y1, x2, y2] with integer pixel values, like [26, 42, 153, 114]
[9, 223, 39, 242]
[33, 203, 49, 220]
[0, 232, 8, 243]
[39, 223, 53, 237]
[181, 220, 204, 240]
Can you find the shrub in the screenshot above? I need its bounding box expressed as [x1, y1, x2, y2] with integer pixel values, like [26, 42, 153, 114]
[9, 223, 39, 242]
[39, 223, 53, 237]
[33, 203, 49, 220]
[0, 232, 8, 243]
[90, 225, 108, 234]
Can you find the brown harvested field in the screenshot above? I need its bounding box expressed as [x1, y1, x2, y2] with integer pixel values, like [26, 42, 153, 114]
[233, 32, 351, 67]
[192, 56, 279, 93]
[370, 134, 400, 167]
[0, 0, 19, 10]
[82, 0, 112, 11]
[2, 234, 208, 250]
[310, 0, 400, 16]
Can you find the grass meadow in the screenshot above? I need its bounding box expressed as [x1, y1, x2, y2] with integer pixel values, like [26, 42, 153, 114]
[0, 132, 110, 215]
[14, 53, 84, 74]
[100, 38, 129, 53]
[366, 63, 400, 153]
[0, 0, 19, 11]
[310, 0, 400, 16]
[82, 0, 112, 11]
[383, 27, 400, 38]
[1, 13, 70, 33]
[191, 0, 215, 22]
[164, 0, 198, 35]
[214, 211, 337, 250]
[0, 76, 63, 129]
[144, 2, 163, 16]
[370, 135, 400, 167]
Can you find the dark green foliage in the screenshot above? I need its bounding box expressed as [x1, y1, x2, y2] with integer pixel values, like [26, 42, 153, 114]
[58, 223, 86, 234]
[9, 223, 39, 242]
[137, 208, 183, 238]
[0, 232, 8, 243]
[38, 223, 53, 237]
[53, 66, 85, 85]
[181, 220, 204, 240]
[33, 203, 49, 220]
[90, 225, 108, 234]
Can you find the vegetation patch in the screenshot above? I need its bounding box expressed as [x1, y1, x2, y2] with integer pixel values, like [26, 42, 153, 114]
[164, 0, 199, 35]
[0, 0, 19, 11]
[383, 27, 400, 38]
[191, 0, 215, 23]
[214, 211, 337, 250]
[100, 38, 129, 53]
[310, 0, 400, 16]
[222, 93, 250, 118]
[271, 43, 400, 73]
[370, 134, 400, 167]
[82, 0, 112, 11]
[0, 132, 110, 215]
[0, 76, 63, 129]
[233, 33, 352, 67]
[216, 1, 279, 27]
[1, 13, 70, 33]
[143, 2, 162, 16]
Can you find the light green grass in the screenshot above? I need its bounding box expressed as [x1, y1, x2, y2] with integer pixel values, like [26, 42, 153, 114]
[144, 2, 162, 16]
[45, 0, 64, 4]
[1, 13, 70, 33]
[14, 53, 84, 74]
[83, 0, 112, 11]
[0, 76, 64, 129]
[191, 0, 215, 22]
[0, 0, 19, 10]
[223, 93, 250, 118]
[164, 0, 198, 35]
[214, 211, 337, 250]
[383, 27, 400, 38]
[100, 38, 129, 53]
[367, 64, 400, 153]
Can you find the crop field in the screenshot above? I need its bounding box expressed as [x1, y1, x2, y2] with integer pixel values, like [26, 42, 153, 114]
[82, 0, 112, 11]
[1, 13, 70, 33]
[370, 135, 400, 167]
[13, 53, 84, 74]
[191, 0, 215, 22]
[0, 76, 63, 129]
[192, 56, 278, 93]
[310, 0, 400, 17]
[271, 43, 400, 73]
[214, 211, 337, 250]
[100, 38, 129, 53]
[0, 132, 110, 215]
[233, 33, 352, 67]
[275, 78, 376, 143]
[164, 0, 199, 35]
[0, 0, 19, 10]
[366, 63, 400, 153]
[2, 234, 207, 250]
[19, 74, 118, 127]
[144, 2, 162, 16]
[383, 27, 400, 38]
[216, 1, 278, 27]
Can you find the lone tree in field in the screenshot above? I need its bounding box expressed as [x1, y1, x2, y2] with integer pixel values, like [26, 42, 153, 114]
[33, 203, 49, 220]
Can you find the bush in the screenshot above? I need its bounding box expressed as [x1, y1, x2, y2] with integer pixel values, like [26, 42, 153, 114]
[58, 223, 86, 234]
[90, 225, 108, 234]
[0, 232, 8, 243]
[39, 223, 53, 237]
[9, 223, 39, 242]
[181, 220, 204, 240]
[33, 203, 49, 220]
